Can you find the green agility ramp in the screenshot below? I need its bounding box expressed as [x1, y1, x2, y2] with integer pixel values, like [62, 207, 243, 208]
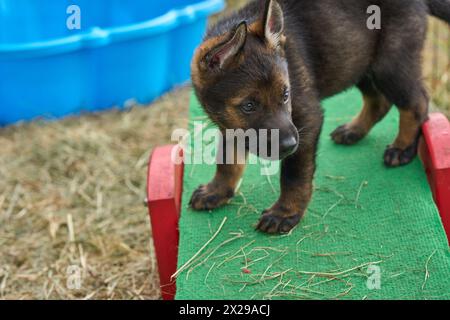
[174, 89, 450, 300]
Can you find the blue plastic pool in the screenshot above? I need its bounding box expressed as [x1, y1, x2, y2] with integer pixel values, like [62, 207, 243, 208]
[0, 0, 224, 125]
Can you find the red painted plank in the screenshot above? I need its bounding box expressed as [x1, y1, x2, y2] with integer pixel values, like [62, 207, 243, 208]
[147, 145, 184, 300]
[419, 113, 450, 244]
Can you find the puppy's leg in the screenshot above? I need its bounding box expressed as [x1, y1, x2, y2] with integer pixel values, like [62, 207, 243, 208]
[331, 77, 392, 145]
[256, 151, 315, 234]
[369, 9, 429, 167]
[372, 66, 428, 167]
[257, 109, 323, 234]
[383, 94, 428, 167]
[190, 136, 247, 211]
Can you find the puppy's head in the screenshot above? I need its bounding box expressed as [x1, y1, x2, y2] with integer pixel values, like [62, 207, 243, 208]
[191, 0, 299, 159]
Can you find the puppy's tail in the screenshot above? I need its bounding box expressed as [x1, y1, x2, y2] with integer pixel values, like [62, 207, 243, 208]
[427, 0, 450, 23]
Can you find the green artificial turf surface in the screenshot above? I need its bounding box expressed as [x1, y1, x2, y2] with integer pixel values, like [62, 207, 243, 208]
[175, 89, 450, 300]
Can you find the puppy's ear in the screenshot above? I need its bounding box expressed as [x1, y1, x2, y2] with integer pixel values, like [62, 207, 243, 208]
[203, 21, 247, 71]
[264, 0, 284, 49]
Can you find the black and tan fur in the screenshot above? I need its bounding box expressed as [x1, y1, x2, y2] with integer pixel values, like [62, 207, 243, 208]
[189, 0, 450, 234]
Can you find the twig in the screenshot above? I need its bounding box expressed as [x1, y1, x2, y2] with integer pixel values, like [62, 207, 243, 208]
[296, 233, 314, 245]
[259, 252, 288, 282]
[355, 181, 368, 208]
[217, 240, 256, 268]
[422, 249, 437, 290]
[322, 198, 344, 219]
[187, 231, 244, 278]
[204, 262, 216, 286]
[67, 214, 75, 243]
[172, 217, 228, 279]
[296, 261, 382, 278]
[325, 175, 346, 181]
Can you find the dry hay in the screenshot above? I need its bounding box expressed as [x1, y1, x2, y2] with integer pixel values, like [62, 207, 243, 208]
[0, 86, 190, 300]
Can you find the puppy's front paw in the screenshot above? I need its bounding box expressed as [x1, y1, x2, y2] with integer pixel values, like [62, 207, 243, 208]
[256, 206, 302, 234]
[189, 184, 234, 211]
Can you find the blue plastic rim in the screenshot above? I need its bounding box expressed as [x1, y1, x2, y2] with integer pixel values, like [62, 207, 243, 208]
[0, 0, 225, 125]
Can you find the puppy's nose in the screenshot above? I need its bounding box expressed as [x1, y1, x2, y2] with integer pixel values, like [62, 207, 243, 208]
[280, 136, 298, 157]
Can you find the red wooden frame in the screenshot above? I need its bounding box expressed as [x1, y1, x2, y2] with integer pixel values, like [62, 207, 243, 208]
[419, 113, 450, 243]
[147, 145, 184, 300]
[147, 113, 450, 300]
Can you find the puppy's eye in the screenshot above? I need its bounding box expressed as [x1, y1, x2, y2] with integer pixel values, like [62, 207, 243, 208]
[241, 102, 256, 114]
[283, 88, 290, 104]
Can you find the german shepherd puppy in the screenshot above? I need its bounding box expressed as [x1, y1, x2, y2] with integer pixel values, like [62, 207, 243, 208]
[190, 0, 450, 234]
